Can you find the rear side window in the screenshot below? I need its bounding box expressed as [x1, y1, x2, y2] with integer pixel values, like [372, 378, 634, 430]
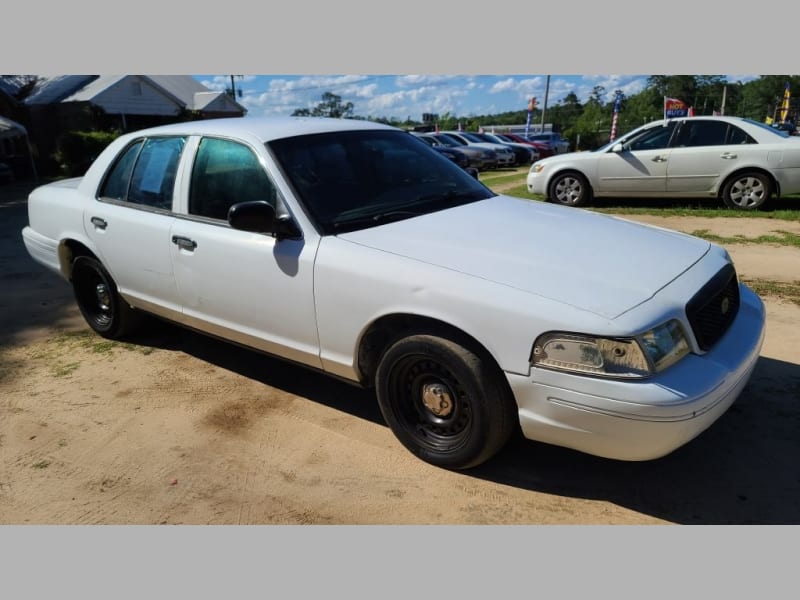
[99, 136, 186, 209]
[99, 141, 143, 200]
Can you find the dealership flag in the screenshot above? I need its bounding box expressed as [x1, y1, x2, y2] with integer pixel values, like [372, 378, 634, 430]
[664, 96, 690, 119]
[780, 81, 791, 123]
[609, 92, 621, 141]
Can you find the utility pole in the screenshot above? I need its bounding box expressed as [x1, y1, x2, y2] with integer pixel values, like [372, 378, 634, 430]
[540, 75, 550, 134]
[721, 85, 727, 116]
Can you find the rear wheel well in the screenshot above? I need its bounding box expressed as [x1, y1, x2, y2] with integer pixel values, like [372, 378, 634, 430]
[719, 167, 779, 198]
[356, 314, 504, 388]
[59, 240, 98, 280]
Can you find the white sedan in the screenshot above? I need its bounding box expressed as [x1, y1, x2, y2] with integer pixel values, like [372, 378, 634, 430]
[22, 116, 765, 470]
[528, 116, 800, 209]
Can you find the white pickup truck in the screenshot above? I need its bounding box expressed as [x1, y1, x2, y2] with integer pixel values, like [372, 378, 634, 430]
[22, 116, 765, 470]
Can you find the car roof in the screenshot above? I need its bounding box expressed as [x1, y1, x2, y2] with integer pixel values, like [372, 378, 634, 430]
[120, 116, 398, 144]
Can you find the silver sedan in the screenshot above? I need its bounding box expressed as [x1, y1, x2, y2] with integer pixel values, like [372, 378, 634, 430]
[527, 116, 800, 210]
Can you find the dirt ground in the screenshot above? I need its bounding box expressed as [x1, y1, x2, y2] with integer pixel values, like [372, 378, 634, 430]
[1, 181, 799, 524]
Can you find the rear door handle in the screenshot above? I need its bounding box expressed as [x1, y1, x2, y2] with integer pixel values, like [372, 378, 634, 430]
[171, 235, 197, 251]
[90, 216, 107, 230]
[720, 152, 738, 159]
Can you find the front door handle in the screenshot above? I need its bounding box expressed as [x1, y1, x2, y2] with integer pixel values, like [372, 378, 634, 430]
[171, 235, 197, 251]
[90, 216, 107, 230]
[651, 155, 668, 163]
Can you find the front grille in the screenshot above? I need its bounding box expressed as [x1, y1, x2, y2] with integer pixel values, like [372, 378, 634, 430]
[686, 264, 740, 351]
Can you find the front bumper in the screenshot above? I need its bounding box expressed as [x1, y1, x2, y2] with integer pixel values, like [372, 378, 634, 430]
[506, 285, 766, 461]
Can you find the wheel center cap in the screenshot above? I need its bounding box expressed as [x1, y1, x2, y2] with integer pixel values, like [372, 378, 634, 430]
[421, 383, 453, 417]
[95, 283, 111, 310]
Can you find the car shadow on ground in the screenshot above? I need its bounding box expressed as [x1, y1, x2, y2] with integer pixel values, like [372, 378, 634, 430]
[128, 324, 800, 524]
[127, 321, 385, 426]
[471, 355, 800, 524]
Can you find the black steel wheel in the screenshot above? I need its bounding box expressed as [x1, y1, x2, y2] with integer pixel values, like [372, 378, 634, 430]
[375, 335, 516, 470]
[721, 171, 771, 210]
[549, 171, 591, 207]
[71, 256, 137, 339]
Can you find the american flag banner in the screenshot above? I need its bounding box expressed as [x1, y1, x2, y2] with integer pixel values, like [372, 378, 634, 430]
[609, 92, 621, 141]
[780, 81, 791, 123]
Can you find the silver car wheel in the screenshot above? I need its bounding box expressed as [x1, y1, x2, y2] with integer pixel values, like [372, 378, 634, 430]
[551, 172, 589, 206]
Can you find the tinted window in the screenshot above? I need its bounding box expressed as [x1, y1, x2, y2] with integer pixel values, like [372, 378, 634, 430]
[189, 137, 277, 221]
[726, 125, 756, 144]
[99, 140, 143, 200]
[673, 121, 728, 147]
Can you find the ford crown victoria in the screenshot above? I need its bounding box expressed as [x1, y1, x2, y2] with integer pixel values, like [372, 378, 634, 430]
[22, 117, 766, 470]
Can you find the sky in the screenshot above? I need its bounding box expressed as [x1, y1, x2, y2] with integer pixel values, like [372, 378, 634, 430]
[194, 74, 759, 122]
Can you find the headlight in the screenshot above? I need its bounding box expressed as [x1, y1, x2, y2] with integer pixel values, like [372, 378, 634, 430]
[531, 320, 690, 379]
[530, 163, 545, 174]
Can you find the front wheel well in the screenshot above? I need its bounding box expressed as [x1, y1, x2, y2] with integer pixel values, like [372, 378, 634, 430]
[356, 314, 504, 388]
[547, 169, 593, 205]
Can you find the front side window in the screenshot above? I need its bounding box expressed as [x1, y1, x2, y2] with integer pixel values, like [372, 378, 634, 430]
[99, 136, 185, 210]
[624, 122, 677, 151]
[189, 137, 277, 221]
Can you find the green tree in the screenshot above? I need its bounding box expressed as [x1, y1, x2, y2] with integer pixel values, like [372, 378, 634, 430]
[292, 92, 355, 118]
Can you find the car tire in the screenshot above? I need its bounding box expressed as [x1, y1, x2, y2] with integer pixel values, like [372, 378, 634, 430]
[721, 171, 771, 210]
[375, 334, 517, 470]
[549, 171, 591, 207]
[71, 256, 139, 339]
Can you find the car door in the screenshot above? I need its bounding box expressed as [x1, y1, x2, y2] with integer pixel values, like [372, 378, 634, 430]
[168, 135, 322, 369]
[84, 136, 185, 319]
[594, 121, 676, 195]
[666, 120, 757, 193]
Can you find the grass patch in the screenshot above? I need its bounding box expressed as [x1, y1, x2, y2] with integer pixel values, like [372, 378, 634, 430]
[742, 278, 800, 305]
[53, 362, 80, 378]
[690, 229, 800, 248]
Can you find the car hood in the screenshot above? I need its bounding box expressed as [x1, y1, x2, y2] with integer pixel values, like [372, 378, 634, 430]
[337, 195, 710, 319]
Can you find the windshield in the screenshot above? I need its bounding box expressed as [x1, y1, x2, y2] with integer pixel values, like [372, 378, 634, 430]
[269, 129, 494, 234]
[460, 133, 485, 143]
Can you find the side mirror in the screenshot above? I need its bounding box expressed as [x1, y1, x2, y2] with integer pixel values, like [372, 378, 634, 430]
[465, 167, 480, 179]
[228, 201, 301, 240]
[611, 143, 624, 153]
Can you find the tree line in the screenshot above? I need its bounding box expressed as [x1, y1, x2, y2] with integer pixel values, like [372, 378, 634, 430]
[296, 76, 800, 150]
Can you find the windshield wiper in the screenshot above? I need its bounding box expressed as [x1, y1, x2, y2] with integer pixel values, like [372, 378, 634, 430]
[415, 189, 482, 204]
[332, 210, 421, 231]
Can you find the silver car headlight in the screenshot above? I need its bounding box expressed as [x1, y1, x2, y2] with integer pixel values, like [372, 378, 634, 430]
[530, 163, 545, 174]
[531, 319, 690, 379]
